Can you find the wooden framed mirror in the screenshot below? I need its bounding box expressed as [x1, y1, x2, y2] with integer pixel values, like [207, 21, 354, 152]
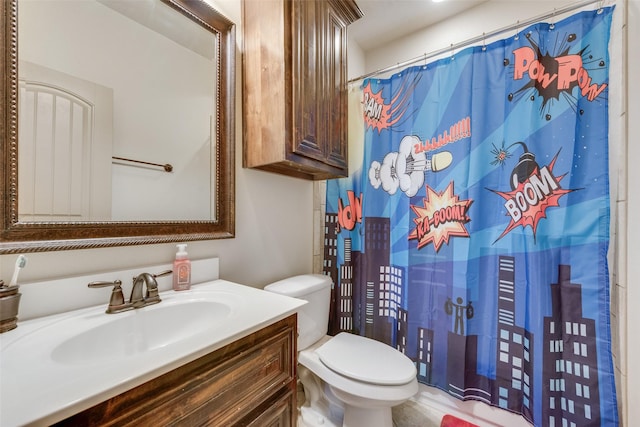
[0, 0, 235, 253]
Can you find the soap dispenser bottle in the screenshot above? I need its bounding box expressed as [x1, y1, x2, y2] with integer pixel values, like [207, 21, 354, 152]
[173, 244, 191, 291]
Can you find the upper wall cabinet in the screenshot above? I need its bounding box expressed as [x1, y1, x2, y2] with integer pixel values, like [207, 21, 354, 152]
[242, 0, 362, 180]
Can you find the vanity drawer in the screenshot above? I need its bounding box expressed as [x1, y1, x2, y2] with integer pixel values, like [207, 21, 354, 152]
[55, 314, 297, 426]
[240, 388, 294, 427]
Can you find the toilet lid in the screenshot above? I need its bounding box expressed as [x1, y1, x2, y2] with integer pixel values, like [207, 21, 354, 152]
[315, 332, 416, 386]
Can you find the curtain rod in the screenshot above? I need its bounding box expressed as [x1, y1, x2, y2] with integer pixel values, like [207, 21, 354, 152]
[348, 0, 606, 83]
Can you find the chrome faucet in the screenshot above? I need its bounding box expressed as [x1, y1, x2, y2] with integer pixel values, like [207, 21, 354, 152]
[89, 269, 172, 313]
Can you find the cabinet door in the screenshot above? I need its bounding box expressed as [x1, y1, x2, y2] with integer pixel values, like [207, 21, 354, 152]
[290, 0, 348, 172]
[322, 1, 349, 171]
[291, 0, 324, 163]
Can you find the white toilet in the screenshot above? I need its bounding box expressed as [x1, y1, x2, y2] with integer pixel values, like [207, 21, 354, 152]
[265, 274, 418, 427]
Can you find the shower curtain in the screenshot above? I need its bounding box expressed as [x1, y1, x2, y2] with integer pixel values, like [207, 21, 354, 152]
[324, 7, 617, 427]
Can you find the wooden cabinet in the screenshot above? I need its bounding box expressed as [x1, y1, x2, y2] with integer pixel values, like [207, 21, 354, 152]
[54, 315, 297, 426]
[242, 0, 362, 180]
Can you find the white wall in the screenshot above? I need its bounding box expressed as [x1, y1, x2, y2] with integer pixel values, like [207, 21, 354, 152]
[0, 0, 314, 307]
[350, 0, 636, 425]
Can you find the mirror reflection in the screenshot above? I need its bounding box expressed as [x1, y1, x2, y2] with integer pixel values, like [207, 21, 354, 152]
[0, 0, 235, 253]
[18, 0, 217, 221]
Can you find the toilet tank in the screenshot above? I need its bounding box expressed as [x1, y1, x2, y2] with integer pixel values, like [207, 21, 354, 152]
[264, 274, 331, 350]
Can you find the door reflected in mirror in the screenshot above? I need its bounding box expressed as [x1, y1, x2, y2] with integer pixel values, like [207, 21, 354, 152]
[18, 0, 217, 222]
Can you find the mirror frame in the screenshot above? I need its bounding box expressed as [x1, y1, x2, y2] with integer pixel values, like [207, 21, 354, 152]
[0, 0, 235, 253]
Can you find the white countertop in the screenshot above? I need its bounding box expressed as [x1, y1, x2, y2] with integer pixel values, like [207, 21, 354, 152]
[0, 280, 305, 426]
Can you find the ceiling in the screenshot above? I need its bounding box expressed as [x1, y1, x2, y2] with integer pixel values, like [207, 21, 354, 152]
[349, 0, 488, 51]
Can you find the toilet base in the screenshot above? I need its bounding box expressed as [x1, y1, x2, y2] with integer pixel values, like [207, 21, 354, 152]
[298, 406, 340, 427]
[330, 384, 395, 427]
[298, 365, 344, 427]
[299, 363, 398, 427]
[343, 405, 393, 427]
[298, 404, 393, 427]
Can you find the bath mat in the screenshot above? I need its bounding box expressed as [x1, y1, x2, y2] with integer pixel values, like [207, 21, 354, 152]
[440, 414, 479, 427]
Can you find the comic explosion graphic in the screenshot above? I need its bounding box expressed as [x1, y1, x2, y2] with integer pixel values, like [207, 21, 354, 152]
[506, 30, 608, 120]
[488, 144, 576, 243]
[408, 182, 472, 252]
[362, 76, 417, 133]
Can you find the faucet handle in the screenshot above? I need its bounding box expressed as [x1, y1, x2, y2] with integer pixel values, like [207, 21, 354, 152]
[88, 280, 132, 314]
[153, 270, 173, 279]
[143, 269, 173, 303]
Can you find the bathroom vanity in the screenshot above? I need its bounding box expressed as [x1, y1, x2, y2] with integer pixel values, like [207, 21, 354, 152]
[56, 315, 297, 426]
[0, 279, 305, 426]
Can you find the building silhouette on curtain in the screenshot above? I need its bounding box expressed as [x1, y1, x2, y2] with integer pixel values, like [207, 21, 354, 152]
[543, 264, 601, 427]
[494, 256, 534, 420]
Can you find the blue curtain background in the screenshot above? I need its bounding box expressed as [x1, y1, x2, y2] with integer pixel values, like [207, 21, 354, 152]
[324, 7, 617, 427]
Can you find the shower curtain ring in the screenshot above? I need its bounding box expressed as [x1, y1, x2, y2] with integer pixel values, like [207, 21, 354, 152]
[549, 8, 556, 30]
[597, 0, 604, 13]
[482, 32, 487, 51]
[450, 43, 455, 60]
[514, 20, 520, 40]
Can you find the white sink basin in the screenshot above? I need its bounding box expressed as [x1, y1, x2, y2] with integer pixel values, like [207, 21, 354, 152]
[0, 279, 306, 427]
[51, 299, 232, 365]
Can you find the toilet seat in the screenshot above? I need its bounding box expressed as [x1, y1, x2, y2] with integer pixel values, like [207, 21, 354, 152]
[315, 332, 416, 386]
[298, 336, 419, 404]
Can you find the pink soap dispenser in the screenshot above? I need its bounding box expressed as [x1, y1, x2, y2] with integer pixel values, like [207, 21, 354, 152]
[173, 244, 191, 291]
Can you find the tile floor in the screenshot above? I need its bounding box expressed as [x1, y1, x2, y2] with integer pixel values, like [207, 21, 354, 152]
[392, 399, 444, 427]
[297, 382, 445, 427]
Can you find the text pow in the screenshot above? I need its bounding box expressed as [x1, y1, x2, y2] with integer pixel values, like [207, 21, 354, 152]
[512, 46, 607, 101]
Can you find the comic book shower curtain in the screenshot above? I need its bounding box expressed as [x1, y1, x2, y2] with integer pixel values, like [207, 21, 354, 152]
[324, 7, 617, 427]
